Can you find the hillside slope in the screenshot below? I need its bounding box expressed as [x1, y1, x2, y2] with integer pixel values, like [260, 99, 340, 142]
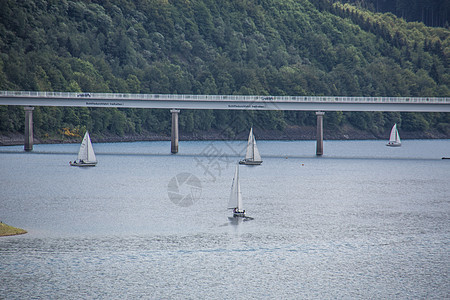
[0, 0, 448, 139]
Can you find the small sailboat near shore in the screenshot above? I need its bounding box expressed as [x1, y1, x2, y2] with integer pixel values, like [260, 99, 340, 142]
[70, 131, 97, 167]
[386, 123, 401, 147]
[239, 128, 262, 165]
[228, 165, 253, 220]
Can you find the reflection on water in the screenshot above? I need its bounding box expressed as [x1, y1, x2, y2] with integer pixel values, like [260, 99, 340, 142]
[1, 140, 449, 298]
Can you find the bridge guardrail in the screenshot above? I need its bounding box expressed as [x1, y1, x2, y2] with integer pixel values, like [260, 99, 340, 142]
[0, 90, 449, 104]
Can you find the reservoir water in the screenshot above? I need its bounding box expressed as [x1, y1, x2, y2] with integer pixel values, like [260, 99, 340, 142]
[1, 139, 449, 299]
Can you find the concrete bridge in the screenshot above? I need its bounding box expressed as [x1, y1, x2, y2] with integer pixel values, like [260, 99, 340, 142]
[1, 91, 449, 154]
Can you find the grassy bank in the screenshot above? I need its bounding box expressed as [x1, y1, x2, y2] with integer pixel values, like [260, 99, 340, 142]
[0, 222, 27, 237]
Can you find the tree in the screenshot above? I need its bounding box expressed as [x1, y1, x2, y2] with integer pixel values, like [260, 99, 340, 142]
[0, 0, 447, 140]
[110, 109, 127, 136]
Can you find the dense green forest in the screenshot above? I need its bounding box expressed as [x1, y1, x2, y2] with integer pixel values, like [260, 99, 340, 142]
[336, 0, 449, 28]
[0, 0, 449, 140]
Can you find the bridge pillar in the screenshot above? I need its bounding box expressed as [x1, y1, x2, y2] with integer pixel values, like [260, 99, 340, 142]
[316, 111, 324, 156]
[24, 106, 34, 152]
[170, 109, 180, 154]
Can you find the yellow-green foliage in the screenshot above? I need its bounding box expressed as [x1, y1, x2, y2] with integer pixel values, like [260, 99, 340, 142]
[0, 222, 27, 236]
[61, 127, 81, 138]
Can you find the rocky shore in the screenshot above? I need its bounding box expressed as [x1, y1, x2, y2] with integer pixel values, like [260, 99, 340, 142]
[1, 125, 448, 146]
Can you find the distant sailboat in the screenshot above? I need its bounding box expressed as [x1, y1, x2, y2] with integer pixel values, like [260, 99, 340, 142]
[70, 131, 97, 166]
[386, 124, 401, 147]
[239, 128, 262, 165]
[228, 165, 253, 220]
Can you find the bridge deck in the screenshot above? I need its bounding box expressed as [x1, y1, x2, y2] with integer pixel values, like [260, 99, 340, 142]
[1, 91, 449, 112]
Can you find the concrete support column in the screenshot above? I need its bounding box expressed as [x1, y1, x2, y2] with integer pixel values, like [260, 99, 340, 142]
[170, 109, 180, 154]
[24, 106, 34, 152]
[316, 111, 324, 156]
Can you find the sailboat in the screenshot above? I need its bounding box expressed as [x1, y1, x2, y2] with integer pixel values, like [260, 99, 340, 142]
[70, 131, 97, 166]
[386, 123, 401, 147]
[228, 165, 253, 220]
[239, 128, 262, 165]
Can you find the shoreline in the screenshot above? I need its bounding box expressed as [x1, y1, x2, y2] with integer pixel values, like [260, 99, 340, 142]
[1, 125, 449, 146]
[0, 222, 27, 237]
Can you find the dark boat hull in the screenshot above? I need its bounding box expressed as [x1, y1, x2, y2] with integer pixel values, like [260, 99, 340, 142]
[239, 160, 262, 165]
[386, 142, 401, 147]
[70, 162, 97, 167]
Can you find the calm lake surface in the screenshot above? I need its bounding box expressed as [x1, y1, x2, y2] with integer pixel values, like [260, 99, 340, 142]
[1, 139, 449, 299]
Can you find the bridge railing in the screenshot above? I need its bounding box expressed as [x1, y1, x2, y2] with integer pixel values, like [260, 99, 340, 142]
[1, 90, 449, 104]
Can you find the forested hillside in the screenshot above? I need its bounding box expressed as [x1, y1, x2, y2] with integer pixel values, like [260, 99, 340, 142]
[0, 0, 449, 142]
[336, 0, 449, 28]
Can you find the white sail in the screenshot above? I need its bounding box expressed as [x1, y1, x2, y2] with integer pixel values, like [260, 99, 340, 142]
[245, 128, 254, 160]
[388, 124, 397, 143]
[77, 131, 97, 163]
[252, 132, 262, 161]
[244, 128, 262, 162]
[228, 165, 242, 210]
[86, 132, 97, 162]
[388, 124, 401, 146]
